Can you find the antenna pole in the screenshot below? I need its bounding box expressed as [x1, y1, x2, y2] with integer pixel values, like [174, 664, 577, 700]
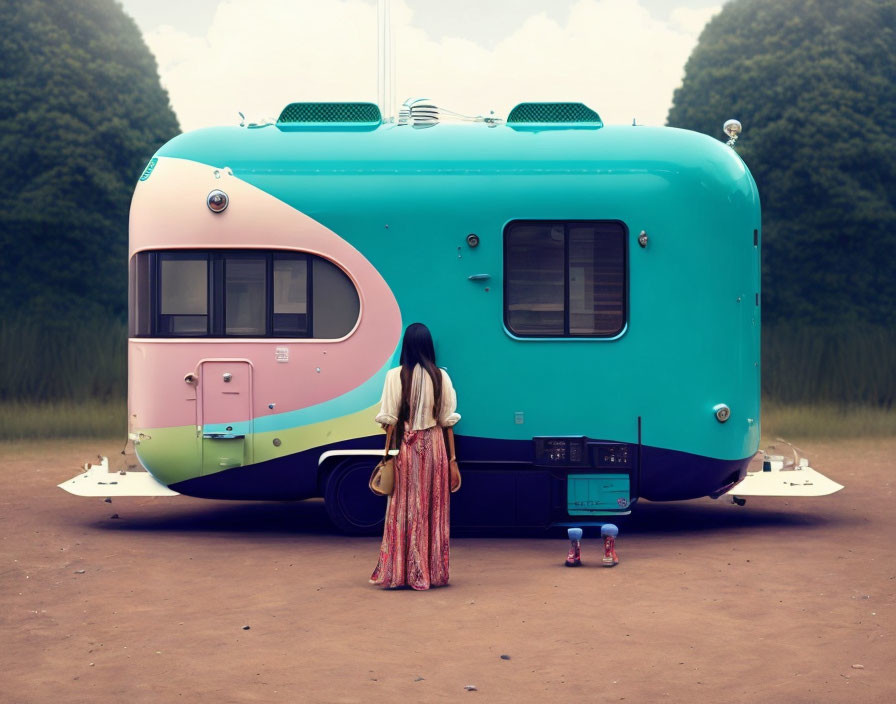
[377, 0, 393, 123]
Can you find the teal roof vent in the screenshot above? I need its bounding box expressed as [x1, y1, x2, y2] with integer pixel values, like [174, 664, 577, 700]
[276, 102, 382, 131]
[506, 102, 603, 129]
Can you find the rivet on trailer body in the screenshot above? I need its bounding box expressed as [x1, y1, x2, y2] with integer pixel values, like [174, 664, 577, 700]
[273, 438, 281, 447]
[713, 403, 731, 423]
[638, 230, 648, 248]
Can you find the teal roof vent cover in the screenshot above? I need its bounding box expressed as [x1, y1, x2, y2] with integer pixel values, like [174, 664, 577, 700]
[277, 102, 382, 127]
[507, 102, 602, 127]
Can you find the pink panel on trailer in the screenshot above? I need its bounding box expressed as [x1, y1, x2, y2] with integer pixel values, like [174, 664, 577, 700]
[128, 157, 401, 430]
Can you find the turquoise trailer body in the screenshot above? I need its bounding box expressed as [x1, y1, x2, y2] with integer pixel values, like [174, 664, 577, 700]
[125, 103, 761, 532]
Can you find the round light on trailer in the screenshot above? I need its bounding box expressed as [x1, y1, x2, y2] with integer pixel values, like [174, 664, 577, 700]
[723, 119, 742, 148]
[713, 403, 731, 423]
[207, 189, 229, 213]
[723, 119, 741, 139]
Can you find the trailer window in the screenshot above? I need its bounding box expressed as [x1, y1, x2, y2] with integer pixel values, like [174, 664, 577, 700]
[130, 250, 358, 339]
[225, 257, 266, 336]
[313, 257, 361, 339]
[505, 221, 626, 338]
[159, 255, 209, 335]
[273, 257, 308, 336]
[129, 253, 152, 337]
[505, 223, 565, 335]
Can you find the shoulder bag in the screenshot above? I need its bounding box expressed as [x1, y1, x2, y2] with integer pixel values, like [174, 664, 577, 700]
[368, 425, 395, 496]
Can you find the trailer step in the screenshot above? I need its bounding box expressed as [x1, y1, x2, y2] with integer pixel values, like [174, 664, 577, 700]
[58, 457, 179, 497]
[725, 462, 843, 498]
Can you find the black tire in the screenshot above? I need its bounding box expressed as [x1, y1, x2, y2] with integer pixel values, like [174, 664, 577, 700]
[323, 457, 387, 535]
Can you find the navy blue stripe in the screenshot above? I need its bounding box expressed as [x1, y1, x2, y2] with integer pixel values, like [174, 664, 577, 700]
[170, 434, 750, 509]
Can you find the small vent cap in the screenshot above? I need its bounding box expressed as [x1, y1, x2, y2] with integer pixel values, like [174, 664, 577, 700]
[397, 98, 439, 127]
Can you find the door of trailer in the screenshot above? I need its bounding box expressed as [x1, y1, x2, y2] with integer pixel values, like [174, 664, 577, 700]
[199, 360, 253, 475]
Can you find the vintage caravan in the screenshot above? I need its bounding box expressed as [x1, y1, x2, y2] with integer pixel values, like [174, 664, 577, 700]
[63, 101, 807, 532]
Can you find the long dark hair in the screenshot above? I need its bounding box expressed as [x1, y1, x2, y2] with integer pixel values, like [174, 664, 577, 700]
[397, 322, 442, 431]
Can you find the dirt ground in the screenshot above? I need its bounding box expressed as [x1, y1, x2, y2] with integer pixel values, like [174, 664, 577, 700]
[1, 438, 894, 704]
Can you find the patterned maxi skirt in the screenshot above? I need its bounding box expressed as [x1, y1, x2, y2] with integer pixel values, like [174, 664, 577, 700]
[370, 425, 450, 590]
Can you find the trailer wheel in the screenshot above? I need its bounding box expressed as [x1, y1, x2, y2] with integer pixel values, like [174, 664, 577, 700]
[323, 457, 387, 535]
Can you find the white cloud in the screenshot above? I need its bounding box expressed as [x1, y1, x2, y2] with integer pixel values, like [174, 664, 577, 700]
[145, 0, 719, 131]
[669, 5, 720, 36]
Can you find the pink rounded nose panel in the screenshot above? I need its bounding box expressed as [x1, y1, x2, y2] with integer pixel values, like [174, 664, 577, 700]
[129, 157, 401, 430]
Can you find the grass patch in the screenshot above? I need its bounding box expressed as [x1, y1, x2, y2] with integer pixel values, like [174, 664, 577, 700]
[762, 323, 895, 406]
[0, 314, 126, 402]
[0, 400, 126, 440]
[762, 402, 896, 440]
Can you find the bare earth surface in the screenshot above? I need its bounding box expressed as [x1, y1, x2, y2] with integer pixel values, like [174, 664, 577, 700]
[1, 438, 894, 704]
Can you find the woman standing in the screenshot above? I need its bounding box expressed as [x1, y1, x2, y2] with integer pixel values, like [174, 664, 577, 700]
[370, 323, 461, 590]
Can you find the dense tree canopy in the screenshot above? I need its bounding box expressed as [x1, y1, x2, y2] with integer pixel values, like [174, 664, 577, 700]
[0, 0, 178, 321]
[668, 0, 895, 326]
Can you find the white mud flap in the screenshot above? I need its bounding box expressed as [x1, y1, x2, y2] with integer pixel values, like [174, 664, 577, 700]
[58, 457, 179, 497]
[725, 451, 843, 498]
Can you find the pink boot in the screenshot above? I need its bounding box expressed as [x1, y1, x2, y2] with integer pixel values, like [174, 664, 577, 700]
[601, 524, 619, 567]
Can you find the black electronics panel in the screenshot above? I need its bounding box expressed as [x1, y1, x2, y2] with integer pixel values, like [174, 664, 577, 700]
[534, 437, 635, 471]
[593, 443, 632, 469]
[533, 437, 587, 466]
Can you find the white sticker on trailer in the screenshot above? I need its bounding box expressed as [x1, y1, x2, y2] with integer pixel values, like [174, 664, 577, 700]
[275, 347, 289, 362]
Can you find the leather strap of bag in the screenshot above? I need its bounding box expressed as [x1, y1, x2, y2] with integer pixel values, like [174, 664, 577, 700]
[382, 424, 394, 461]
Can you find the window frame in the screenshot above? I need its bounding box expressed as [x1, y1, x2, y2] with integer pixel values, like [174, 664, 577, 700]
[503, 219, 629, 340]
[133, 249, 357, 339]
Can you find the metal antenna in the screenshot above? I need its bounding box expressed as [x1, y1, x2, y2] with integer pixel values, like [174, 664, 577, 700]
[377, 0, 394, 123]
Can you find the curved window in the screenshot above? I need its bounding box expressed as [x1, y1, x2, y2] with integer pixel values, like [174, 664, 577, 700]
[129, 250, 360, 339]
[504, 220, 627, 338]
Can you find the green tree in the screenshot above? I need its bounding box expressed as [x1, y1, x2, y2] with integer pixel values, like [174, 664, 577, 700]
[0, 0, 179, 323]
[667, 0, 896, 326]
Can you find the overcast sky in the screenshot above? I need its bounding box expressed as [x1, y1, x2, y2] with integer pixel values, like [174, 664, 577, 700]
[120, 0, 725, 131]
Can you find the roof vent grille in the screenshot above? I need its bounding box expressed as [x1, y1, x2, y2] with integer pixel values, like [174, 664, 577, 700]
[277, 102, 382, 125]
[507, 102, 602, 126]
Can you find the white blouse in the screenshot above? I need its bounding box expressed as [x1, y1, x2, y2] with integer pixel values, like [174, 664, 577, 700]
[375, 365, 461, 430]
